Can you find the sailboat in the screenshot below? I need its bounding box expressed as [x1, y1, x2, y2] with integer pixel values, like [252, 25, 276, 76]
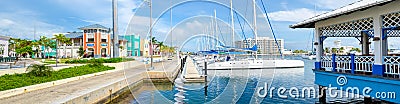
[206, 0, 304, 70]
[301, 30, 316, 60]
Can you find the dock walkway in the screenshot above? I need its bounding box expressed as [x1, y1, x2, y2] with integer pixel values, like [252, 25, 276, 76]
[183, 57, 205, 82]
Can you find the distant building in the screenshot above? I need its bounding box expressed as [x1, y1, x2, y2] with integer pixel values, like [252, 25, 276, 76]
[140, 39, 150, 57]
[282, 49, 293, 55]
[0, 36, 11, 57]
[235, 37, 284, 55]
[124, 35, 140, 56]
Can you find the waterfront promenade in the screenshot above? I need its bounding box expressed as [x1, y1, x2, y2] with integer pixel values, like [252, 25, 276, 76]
[0, 60, 180, 104]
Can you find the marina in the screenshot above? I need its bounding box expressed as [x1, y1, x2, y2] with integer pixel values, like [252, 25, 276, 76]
[0, 0, 400, 103]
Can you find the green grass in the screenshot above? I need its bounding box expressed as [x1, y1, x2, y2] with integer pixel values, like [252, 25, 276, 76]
[42, 59, 70, 64]
[64, 58, 134, 64]
[0, 63, 115, 91]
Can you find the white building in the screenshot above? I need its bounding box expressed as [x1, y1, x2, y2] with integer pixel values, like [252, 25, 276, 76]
[235, 37, 284, 55]
[0, 36, 10, 57]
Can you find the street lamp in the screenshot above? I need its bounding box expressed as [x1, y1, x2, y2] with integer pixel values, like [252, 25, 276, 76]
[144, 0, 153, 70]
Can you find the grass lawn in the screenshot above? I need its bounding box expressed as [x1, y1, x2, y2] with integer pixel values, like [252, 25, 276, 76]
[0, 64, 115, 91]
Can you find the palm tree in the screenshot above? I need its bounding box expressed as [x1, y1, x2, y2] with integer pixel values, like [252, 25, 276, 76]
[64, 38, 72, 58]
[39, 36, 50, 58]
[339, 47, 345, 54]
[53, 34, 70, 58]
[31, 41, 40, 58]
[325, 47, 330, 54]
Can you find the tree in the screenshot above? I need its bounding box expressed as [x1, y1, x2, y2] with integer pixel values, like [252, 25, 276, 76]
[350, 48, 361, 53]
[339, 47, 345, 53]
[331, 48, 338, 54]
[325, 47, 330, 54]
[64, 38, 72, 58]
[77, 46, 85, 57]
[53, 34, 70, 58]
[39, 36, 50, 58]
[31, 41, 41, 58]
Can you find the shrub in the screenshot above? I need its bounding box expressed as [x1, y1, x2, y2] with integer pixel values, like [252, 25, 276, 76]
[65, 58, 130, 64]
[26, 64, 54, 77]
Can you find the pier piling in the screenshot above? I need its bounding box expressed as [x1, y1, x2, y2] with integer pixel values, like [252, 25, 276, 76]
[318, 85, 326, 103]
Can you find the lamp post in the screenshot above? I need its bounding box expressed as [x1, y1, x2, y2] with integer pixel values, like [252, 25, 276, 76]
[145, 0, 153, 70]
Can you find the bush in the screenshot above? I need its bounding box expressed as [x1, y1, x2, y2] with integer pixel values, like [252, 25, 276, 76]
[65, 58, 130, 64]
[26, 64, 54, 77]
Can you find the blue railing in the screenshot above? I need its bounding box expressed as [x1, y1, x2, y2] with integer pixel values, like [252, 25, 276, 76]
[321, 54, 374, 74]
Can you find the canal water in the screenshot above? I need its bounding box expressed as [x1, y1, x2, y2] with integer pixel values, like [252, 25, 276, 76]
[113, 56, 364, 104]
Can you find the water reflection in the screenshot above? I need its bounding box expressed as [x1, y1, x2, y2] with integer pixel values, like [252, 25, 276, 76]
[119, 58, 364, 103]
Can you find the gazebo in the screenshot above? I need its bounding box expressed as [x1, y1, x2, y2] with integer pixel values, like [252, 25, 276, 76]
[291, 0, 400, 103]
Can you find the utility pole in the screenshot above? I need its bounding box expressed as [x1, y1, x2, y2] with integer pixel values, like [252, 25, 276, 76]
[112, 0, 119, 58]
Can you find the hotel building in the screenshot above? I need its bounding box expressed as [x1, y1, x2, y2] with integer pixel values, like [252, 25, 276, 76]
[235, 37, 284, 55]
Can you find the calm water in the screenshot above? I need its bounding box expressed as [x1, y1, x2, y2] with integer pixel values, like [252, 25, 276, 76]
[118, 56, 363, 104]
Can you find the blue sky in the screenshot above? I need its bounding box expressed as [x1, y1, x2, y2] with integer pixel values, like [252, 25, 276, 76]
[0, 0, 363, 51]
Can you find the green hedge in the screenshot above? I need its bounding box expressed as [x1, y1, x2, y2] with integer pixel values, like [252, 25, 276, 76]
[0, 63, 115, 91]
[65, 58, 133, 64]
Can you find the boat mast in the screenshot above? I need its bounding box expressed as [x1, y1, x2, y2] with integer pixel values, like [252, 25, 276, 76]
[170, 0, 173, 49]
[253, 0, 258, 59]
[230, 0, 234, 47]
[214, 9, 218, 50]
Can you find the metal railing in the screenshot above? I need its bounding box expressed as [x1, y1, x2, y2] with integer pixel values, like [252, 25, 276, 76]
[384, 56, 400, 76]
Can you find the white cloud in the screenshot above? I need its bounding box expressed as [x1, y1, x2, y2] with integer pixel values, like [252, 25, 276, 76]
[53, 0, 140, 34]
[309, 0, 359, 9]
[261, 8, 327, 22]
[0, 11, 64, 40]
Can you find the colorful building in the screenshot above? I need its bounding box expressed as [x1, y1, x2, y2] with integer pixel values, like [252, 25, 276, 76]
[124, 35, 140, 56]
[140, 39, 150, 57]
[56, 24, 127, 58]
[79, 24, 111, 58]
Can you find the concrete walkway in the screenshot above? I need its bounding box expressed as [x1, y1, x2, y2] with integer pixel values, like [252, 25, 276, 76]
[183, 57, 205, 82]
[0, 60, 179, 104]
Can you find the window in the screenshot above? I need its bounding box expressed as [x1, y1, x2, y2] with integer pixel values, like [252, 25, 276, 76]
[94, 29, 97, 33]
[101, 39, 107, 42]
[88, 38, 94, 42]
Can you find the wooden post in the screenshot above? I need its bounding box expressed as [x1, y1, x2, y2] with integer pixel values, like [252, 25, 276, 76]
[319, 85, 326, 103]
[364, 96, 372, 103]
[204, 61, 208, 96]
[204, 62, 207, 81]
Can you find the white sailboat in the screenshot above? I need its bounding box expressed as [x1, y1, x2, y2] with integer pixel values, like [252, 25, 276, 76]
[206, 0, 304, 70]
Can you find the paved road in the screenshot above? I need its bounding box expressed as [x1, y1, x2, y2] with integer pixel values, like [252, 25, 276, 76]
[0, 60, 179, 104]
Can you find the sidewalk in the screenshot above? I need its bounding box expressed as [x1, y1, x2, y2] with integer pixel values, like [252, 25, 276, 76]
[0, 60, 178, 104]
